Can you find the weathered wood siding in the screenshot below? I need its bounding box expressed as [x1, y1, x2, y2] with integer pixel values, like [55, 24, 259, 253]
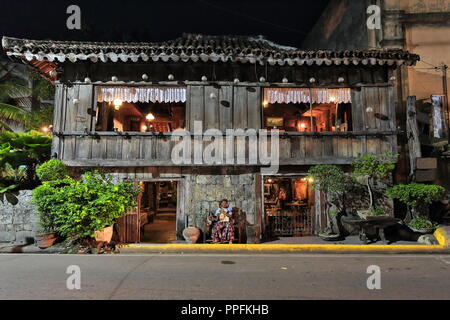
[53, 84, 397, 166]
[57, 131, 397, 166]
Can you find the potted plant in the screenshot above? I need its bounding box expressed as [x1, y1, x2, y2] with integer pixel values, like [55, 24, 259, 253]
[408, 216, 439, 234]
[386, 183, 445, 232]
[308, 164, 346, 240]
[352, 152, 397, 219]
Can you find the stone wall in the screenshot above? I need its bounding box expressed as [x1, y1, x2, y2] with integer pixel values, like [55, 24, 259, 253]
[0, 190, 40, 244]
[186, 173, 256, 228]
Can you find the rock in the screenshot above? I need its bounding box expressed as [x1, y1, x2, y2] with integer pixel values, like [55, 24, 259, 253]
[417, 234, 438, 245]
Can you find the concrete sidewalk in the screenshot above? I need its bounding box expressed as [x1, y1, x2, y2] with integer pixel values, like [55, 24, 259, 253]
[2, 226, 449, 255]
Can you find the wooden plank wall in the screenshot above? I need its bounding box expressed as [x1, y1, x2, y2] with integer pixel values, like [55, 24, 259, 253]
[187, 85, 260, 131]
[59, 132, 397, 166]
[62, 84, 94, 132]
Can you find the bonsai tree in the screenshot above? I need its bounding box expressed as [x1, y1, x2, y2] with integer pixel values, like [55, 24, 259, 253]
[308, 164, 346, 235]
[386, 183, 445, 223]
[352, 152, 398, 213]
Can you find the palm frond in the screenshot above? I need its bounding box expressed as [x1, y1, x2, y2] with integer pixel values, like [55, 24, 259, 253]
[0, 102, 29, 123]
[0, 82, 32, 100]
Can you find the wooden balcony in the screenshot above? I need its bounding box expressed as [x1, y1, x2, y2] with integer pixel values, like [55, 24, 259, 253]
[54, 131, 398, 167]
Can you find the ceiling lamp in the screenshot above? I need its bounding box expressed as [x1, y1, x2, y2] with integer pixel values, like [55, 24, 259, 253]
[146, 113, 155, 121]
[113, 99, 122, 110]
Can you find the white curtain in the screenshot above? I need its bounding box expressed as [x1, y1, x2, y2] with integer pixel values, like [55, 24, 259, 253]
[97, 86, 186, 103]
[264, 88, 351, 104]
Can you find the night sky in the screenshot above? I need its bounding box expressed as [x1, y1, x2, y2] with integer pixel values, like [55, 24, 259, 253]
[0, 0, 329, 47]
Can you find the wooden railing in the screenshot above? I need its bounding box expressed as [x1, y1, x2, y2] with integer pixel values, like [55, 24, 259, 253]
[54, 131, 398, 167]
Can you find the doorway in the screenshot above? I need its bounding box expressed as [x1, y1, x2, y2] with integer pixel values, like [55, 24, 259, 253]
[263, 176, 315, 239]
[139, 180, 178, 243]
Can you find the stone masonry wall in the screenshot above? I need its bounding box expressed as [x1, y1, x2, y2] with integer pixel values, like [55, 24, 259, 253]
[0, 190, 40, 244]
[187, 173, 256, 229]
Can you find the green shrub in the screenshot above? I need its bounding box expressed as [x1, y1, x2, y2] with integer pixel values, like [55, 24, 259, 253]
[32, 171, 139, 238]
[408, 216, 439, 230]
[385, 183, 446, 207]
[36, 159, 70, 182]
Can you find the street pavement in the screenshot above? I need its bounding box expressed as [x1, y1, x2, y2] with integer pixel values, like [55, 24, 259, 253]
[0, 253, 449, 300]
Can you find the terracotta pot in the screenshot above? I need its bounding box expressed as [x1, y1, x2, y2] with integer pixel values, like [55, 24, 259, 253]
[35, 232, 57, 249]
[95, 226, 114, 243]
[182, 227, 200, 243]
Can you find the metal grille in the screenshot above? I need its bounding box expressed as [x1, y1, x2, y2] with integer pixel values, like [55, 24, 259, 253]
[269, 207, 313, 237]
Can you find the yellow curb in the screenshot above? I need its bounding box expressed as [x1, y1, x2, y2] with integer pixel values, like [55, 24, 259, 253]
[119, 243, 448, 253]
[434, 227, 450, 247]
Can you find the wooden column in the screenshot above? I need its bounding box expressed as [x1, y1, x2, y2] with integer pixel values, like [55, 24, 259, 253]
[406, 96, 421, 181]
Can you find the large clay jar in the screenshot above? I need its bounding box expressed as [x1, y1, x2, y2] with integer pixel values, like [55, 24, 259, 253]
[95, 226, 114, 243]
[182, 227, 201, 244]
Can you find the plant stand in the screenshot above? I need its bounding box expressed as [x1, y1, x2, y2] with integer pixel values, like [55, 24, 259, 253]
[343, 217, 400, 244]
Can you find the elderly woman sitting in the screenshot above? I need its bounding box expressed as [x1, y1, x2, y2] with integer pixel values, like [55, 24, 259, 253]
[207, 199, 235, 244]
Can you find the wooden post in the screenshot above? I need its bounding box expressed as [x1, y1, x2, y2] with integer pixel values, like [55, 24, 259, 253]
[406, 96, 421, 182]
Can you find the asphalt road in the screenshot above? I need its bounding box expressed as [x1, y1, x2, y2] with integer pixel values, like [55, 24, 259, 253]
[0, 253, 449, 300]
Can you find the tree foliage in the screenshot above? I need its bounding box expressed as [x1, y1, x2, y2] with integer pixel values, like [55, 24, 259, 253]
[385, 183, 446, 207]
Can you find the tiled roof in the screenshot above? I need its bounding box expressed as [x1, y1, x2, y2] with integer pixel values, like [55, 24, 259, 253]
[2, 33, 420, 66]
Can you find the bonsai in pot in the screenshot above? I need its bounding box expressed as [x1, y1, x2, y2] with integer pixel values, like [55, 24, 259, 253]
[386, 182, 445, 231]
[352, 152, 397, 219]
[408, 216, 439, 234]
[308, 164, 346, 239]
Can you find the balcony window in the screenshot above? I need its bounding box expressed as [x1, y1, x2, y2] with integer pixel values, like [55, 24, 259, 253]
[94, 86, 186, 132]
[263, 88, 352, 132]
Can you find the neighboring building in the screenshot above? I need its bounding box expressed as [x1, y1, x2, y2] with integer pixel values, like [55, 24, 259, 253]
[304, 0, 450, 185]
[2, 34, 419, 243]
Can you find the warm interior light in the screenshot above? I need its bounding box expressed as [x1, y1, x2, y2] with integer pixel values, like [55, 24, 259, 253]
[146, 113, 155, 121]
[329, 96, 336, 103]
[141, 125, 148, 132]
[263, 101, 269, 107]
[308, 177, 314, 183]
[113, 99, 122, 110]
[300, 123, 306, 128]
[41, 126, 49, 133]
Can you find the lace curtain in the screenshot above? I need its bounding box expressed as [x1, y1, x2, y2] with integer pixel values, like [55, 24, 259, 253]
[264, 88, 351, 104]
[97, 86, 186, 103]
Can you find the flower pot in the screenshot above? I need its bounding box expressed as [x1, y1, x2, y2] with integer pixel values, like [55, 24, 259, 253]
[182, 227, 201, 243]
[35, 232, 57, 249]
[95, 226, 114, 243]
[410, 227, 436, 234]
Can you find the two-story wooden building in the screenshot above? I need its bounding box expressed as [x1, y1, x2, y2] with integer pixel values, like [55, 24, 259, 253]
[2, 34, 419, 243]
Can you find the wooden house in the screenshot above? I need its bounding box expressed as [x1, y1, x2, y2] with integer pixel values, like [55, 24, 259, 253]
[2, 34, 419, 243]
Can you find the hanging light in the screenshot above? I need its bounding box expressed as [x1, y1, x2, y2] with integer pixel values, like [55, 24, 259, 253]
[146, 113, 155, 121]
[141, 125, 148, 132]
[113, 99, 122, 110]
